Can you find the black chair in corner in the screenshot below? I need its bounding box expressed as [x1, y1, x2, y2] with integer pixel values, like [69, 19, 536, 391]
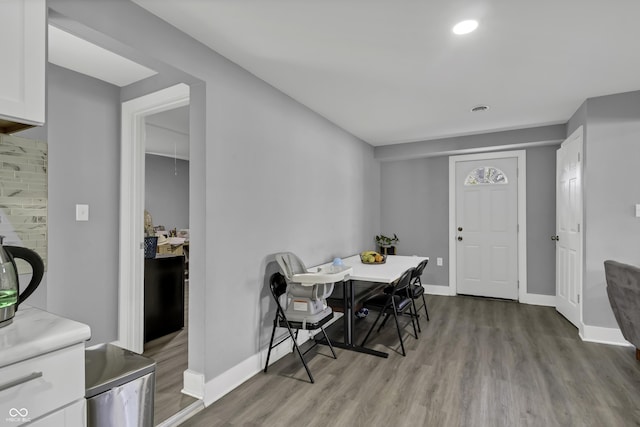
[408, 259, 430, 332]
[360, 267, 418, 356]
[264, 272, 336, 383]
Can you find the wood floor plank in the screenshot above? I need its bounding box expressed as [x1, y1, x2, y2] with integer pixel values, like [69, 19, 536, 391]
[180, 295, 640, 427]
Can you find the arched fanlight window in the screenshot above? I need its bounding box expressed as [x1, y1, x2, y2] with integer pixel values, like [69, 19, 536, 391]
[464, 166, 508, 185]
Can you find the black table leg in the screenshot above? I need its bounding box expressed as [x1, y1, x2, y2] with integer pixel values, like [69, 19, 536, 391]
[317, 279, 389, 358]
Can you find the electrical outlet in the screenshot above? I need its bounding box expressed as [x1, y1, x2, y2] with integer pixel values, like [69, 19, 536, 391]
[76, 204, 89, 221]
[437, 257, 443, 266]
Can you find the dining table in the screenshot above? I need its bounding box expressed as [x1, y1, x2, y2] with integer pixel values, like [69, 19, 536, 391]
[314, 254, 429, 358]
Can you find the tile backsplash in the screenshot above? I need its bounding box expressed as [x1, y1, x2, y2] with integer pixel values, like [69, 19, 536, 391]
[0, 134, 48, 273]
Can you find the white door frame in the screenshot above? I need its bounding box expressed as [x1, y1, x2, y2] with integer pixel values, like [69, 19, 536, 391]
[114, 83, 190, 354]
[448, 150, 527, 301]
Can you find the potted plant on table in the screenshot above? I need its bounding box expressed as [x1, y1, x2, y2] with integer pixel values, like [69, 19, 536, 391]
[375, 233, 399, 255]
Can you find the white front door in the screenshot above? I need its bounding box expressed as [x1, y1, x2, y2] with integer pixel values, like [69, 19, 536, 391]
[455, 157, 519, 299]
[555, 127, 583, 327]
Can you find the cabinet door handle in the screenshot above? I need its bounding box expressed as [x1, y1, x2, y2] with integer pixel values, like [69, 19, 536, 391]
[0, 372, 43, 392]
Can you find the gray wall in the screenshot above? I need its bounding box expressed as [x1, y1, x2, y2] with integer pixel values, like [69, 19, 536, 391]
[578, 91, 640, 327]
[19, 64, 120, 344]
[379, 142, 558, 296]
[525, 145, 558, 296]
[48, 0, 380, 383]
[380, 156, 449, 287]
[145, 154, 189, 231]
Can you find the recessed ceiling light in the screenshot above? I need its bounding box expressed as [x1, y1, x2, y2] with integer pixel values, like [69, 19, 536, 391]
[471, 105, 489, 112]
[453, 20, 479, 35]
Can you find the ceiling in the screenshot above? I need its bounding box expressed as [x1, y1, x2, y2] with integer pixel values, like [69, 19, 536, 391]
[48, 24, 188, 158]
[51, 1, 640, 147]
[129, 0, 640, 146]
[145, 106, 190, 160]
[48, 25, 157, 87]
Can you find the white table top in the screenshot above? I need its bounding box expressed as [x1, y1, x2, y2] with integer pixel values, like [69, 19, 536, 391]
[318, 254, 428, 283]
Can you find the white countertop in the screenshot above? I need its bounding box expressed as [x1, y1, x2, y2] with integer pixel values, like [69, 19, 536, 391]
[0, 305, 91, 368]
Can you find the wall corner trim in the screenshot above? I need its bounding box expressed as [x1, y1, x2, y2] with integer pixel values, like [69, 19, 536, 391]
[182, 369, 206, 399]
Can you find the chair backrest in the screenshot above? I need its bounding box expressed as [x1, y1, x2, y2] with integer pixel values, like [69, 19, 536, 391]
[604, 260, 640, 348]
[274, 252, 307, 281]
[393, 267, 415, 295]
[414, 259, 429, 277]
[269, 272, 288, 300]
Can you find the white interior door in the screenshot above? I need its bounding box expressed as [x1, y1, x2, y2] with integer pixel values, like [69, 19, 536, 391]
[555, 127, 583, 327]
[455, 157, 519, 299]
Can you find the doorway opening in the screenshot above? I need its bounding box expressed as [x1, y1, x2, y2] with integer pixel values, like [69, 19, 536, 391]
[142, 104, 194, 423]
[116, 84, 195, 423]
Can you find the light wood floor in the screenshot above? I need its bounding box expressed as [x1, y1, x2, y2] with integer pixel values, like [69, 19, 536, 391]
[143, 280, 197, 425]
[180, 294, 640, 427]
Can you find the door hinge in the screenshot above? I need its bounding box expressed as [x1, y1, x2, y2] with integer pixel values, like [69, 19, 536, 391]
[577, 294, 580, 303]
[577, 223, 581, 232]
[578, 152, 581, 162]
[517, 280, 520, 289]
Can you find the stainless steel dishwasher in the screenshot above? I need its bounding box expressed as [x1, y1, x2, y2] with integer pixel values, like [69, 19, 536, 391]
[85, 343, 156, 427]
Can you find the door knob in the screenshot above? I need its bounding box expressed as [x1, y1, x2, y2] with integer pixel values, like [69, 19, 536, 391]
[457, 236, 463, 241]
[458, 227, 463, 232]
[551, 235, 559, 241]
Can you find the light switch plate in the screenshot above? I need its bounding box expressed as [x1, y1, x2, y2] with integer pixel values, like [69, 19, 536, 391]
[437, 257, 443, 266]
[636, 204, 640, 218]
[76, 204, 89, 221]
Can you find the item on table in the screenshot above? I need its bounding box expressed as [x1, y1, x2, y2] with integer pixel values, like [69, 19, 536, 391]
[360, 251, 386, 263]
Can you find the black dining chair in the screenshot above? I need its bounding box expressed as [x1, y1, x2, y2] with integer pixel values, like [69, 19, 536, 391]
[360, 267, 418, 356]
[382, 259, 430, 334]
[408, 259, 430, 332]
[264, 272, 337, 383]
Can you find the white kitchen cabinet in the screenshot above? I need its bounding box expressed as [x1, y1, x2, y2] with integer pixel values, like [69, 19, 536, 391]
[26, 398, 86, 427]
[0, 306, 91, 427]
[0, 0, 46, 133]
[0, 344, 86, 426]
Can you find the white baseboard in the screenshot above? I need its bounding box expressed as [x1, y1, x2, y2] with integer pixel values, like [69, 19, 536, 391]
[580, 324, 632, 347]
[424, 284, 455, 296]
[199, 314, 345, 406]
[182, 369, 205, 399]
[424, 285, 556, 308]
[202, 333, 303, 406]
[520, 293, 555, 307]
